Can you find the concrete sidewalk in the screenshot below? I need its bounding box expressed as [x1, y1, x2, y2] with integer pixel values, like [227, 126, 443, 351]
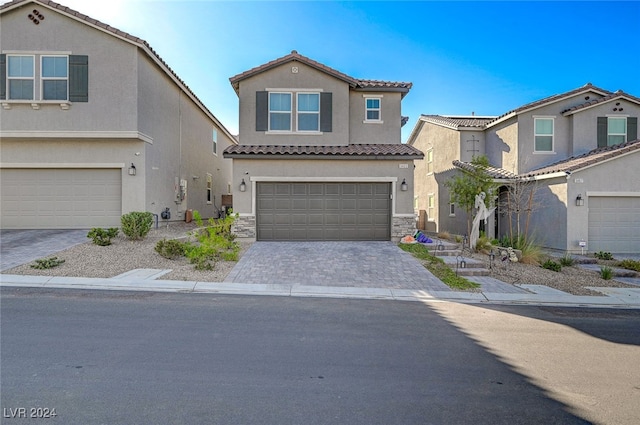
[2, 270, 639, 308]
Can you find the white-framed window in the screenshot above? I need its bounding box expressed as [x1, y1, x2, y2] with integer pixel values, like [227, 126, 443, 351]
[427, 194, 435, 221]
[607, 117, 626, 146]
[212, 129, 218, 155]
[449, 203, 455, 216]
[534, 117, 554, 152]
[426, 149, 433, 175]
[7, 55, 35, 100]
[364, 97, 382, 122]
[41, 55, 68, 100]
[414, 196, 419, 212]
[296, 92, 319, 131]
[269, 92, 292, 131]
[206, 173, 213, 204]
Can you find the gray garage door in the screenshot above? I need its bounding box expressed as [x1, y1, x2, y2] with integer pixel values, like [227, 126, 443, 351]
[1, 168, 122, 229]
[588, 196, 640, 253]
[257, 182, 391, 241]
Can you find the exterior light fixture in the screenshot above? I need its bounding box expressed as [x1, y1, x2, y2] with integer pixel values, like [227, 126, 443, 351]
[239, 179, 246, 192]
[489, 249, 495, 269]
[576, 194, 584, 206]
[128, 163, 136, 176]
[400, 178, 408, 191]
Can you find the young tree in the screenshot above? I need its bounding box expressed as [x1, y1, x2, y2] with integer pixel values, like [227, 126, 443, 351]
[445, 155, 499, 240]
[499, 178, 543, 248]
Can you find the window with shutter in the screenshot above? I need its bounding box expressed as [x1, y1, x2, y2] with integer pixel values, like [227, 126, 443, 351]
[68, 55, 88, 102]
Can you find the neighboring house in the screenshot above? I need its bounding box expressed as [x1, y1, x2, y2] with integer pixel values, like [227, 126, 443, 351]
[224, 50, 422, 241]
[407, 83, 640, 254]
[0, 0, 236, 229]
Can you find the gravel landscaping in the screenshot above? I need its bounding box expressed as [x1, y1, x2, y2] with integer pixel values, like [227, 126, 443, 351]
[3, 222, 638, 296]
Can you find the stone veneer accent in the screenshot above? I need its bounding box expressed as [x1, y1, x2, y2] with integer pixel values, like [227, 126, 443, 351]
[232, 215, 257, 240]
[233, 215, 416, 242]
[391, 216, 417, 242]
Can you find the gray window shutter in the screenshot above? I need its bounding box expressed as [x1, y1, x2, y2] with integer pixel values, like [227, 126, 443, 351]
[0, 54, 6, 100]
[256, 91, 268, 131]
[320, 92, 332, 132]
[597, 117, 607, 148]
[627, 117, 637, 142]
[69, 55, 88, 102]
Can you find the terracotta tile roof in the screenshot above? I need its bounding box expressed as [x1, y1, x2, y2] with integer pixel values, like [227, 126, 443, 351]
[229, 50, 412, 97]
[451, 160, 519, 180]
[0, 0, 237, 143]
[521, 139, 640, 177]
[453, 139, 640, 180]
[561, 90, 640, 115]
[421, 115, 496, 129]
[484, 83, 613, 127]
[224, 143, 424, 159]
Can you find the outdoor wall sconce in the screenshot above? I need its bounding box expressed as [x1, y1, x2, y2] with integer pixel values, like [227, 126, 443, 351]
[128, 163, 136, 176]
[239, 179, 246, 192]
[400, 178, 408, 191]
[576, 194, 584, 206]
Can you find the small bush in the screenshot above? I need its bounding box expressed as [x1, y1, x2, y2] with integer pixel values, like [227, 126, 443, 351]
[121, 211, 153, 240]
[31, 256, 65, 269]
[87, 227, 119, 246]
[559, 252, 575, 267]
[542, 259, 562, 272]
[474, 235, 493, 253]
[182, 210, 240, 270]
[618, 259, 640, 272]
[155, 239, 186, 260]
[600, 266, 613, 280]
[594, 251, 614, 261]
[436, 230, 451, 240]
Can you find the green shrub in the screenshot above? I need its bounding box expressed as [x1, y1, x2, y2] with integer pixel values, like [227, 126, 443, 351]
[475, 235, 493, 253]
[594, 251, 614, 261]
[600, 266, 613, 280]
[559, 252, 575, 267]
[31, 256, 65, 269]
[183, 210, 240, 270]
[87, 227, 119, 246]
[618, 259, 640, 272]
[121, 211, 153, 240]
[155, 239, 186, 260]
[542, 259, 562, 272]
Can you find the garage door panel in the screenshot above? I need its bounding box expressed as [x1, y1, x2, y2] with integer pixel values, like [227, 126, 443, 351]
[256, 182, 390, 241]
[589, 196, 640, 253]
[1, 169, 122, 229]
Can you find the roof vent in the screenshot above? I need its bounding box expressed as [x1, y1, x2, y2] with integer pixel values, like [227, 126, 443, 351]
[291, 50, 298, 54]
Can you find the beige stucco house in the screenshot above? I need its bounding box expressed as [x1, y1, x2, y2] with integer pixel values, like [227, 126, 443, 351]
[0, 0, 236, 229]
[224, 51, 423, 241]
[408, 83, 640, 254]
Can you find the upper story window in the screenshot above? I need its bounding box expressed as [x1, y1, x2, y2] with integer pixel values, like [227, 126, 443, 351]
[41, 56, 68, 100]
[597, 116, 637, 148]
[1, 53, 88, 105]
[364, 96, 382, 122]
[607, 117, 626, 146]
[426, 149, 433, 175]
[212, 129, 218, 155]
[7, 55, 34, 100]
[269, 92, 292, 131]
[534, 117, 554, 152]
[297, 93, 319, 131]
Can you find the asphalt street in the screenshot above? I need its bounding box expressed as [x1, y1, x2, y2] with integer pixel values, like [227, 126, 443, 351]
[4, 288, 638, 424]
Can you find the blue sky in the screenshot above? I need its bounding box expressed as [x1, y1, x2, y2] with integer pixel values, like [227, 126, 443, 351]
[11, 0, 640, 141]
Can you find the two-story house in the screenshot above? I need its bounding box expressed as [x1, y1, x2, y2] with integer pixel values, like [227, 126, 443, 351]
[223, 51, 423, 241]
[0, 0, 236, 229]
[408, 83, 640, 254]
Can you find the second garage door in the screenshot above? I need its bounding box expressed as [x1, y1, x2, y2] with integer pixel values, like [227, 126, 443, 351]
[588, 196, 640, 253]
[257, 182, 391, 241]
[1, 168, 122, 229]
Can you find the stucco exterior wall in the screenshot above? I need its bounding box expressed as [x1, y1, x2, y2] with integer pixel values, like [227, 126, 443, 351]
[236, 61, 350, 146]
[486, 119, 518, 173]
[348, 91, 402, 144]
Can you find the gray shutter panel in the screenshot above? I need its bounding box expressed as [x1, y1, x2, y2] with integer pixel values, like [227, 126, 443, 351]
[69, 55, 88, 102]
[597, 117, 607, 148]
[627, 117, 637, 141]
[0, 54, 6, 100]
[320, 92, 332, 132]
[256, 91, 268, 131]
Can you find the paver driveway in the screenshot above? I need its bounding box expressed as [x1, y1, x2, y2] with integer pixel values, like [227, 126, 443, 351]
[0, 229, 88, 271]
[224, 241, 452, 292]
